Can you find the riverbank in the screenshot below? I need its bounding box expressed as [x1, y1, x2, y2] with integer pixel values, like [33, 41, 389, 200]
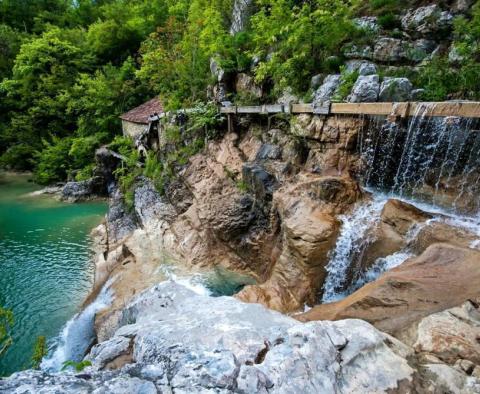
[0, 173, 107, 376]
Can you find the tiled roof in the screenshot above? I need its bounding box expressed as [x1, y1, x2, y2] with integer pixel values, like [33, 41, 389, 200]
[120, 97, 163, 124]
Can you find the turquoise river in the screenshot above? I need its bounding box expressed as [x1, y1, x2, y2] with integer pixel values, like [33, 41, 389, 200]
[0, 173, 106, 376]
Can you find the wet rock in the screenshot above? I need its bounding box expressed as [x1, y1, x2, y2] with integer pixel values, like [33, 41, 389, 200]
[379, 78, 413, 102]
[256, 143, 282, 161]
[236, 73, 262, 98]
[401, 5, 453, 37]
[237, 175, 361, 312]
[242, 163, 278, 201]
[313, 74, 341, 102]
[373, 38, 407, 62]
[348, 74, 380, 103]
[345, 199, 432, 285]
[299, 243, 480, 336]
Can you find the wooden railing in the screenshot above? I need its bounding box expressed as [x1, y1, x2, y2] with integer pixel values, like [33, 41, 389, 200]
[220, 101, 480, 118]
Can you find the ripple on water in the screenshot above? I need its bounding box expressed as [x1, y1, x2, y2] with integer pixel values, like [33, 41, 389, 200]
[0, 174, 106, 376]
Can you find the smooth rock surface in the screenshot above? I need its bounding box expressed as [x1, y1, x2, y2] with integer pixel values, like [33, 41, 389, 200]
[0, 282, 417, 393]
[298, 243, 480, 335]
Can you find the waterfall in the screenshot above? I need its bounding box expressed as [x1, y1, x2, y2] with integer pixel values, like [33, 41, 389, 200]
[41, 279, 114, 372]
[321, 108, 480, 304]
[360, 107, 480, 213]
[321, 195, 388, 303]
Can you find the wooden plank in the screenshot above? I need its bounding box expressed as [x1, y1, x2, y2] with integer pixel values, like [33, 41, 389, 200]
[220, 106, 236, 114]
[264, 104, 284, 113]
[237, 105, 263, 114]
[291, 103, 313, 113]
[221, 102, 480, 118]
[331, 102, 394, 116]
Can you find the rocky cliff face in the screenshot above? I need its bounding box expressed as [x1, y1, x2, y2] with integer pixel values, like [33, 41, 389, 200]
[85, 114, 368, 342]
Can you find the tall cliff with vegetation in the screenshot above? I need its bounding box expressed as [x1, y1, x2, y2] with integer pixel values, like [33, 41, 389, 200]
[0, 0, 479, 186]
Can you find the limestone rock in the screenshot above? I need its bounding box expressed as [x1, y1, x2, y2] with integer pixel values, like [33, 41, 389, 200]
[0, 282, 418, 393]
[345, 60, 377, 76]
[61, 177, 105, 202]
[235, 73, 262, 98]
[412, 300, 480, 365]
[373, 38, 407, 62]
[310, 73, 325, 90]
[348, 74, 380, 103]
[313, 74, 341, 102]
[237, 175, 361, 312]
[353, 16, 379, 33]
[401, 5, 453, 37]
[379, 78, 413, 102]
[298, 244, 480, 335]
[242, 163, 278, 201]
[343, 43, 373, 60]
[106, 188, 138, 245]
[408, 39, 437, 62]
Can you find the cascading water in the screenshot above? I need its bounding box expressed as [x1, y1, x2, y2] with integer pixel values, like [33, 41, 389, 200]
[321, 106, 480, 303]
[41, 279, 114, 372]
[321, 195, 388, 303]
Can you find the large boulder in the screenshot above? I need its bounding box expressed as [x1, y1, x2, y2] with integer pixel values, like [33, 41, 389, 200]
[61, 176, 105, 202]
[298, 243, 480, 335]
[348, 74, 380, 103]
[373, 38, 408, 62]
[313, 74, 341, 102]
[1, 282, 419, 393]
[345, 60, 377, 76]
[401, 5, 453, 37]
[379, 78, 413, 102]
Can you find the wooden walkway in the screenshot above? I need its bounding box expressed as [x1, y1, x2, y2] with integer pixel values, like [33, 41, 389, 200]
[220, 101, 480, 118]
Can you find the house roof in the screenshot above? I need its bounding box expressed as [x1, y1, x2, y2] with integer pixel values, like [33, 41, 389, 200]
[120, 97, 163, 124]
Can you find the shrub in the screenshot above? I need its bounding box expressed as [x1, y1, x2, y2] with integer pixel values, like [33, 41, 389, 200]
[0, 307, 13, 358]
[31, 336, 47, 369]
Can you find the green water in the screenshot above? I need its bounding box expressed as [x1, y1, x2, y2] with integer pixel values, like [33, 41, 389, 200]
[0, 173, 106, 376]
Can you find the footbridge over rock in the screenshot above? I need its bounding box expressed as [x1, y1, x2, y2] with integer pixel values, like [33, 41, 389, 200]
[220, 101, 480, 119]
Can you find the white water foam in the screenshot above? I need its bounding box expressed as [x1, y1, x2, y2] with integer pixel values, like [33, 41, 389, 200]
[321, 188, 480, 303]
[41, 278, 114, 372]
[321, 194, 388, 303]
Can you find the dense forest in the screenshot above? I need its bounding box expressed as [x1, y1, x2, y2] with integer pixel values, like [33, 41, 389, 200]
[0, 0, 479, 185]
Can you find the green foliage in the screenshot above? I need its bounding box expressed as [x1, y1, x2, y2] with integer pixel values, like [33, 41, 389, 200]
[332, 67, 359, 102]
[0, 307, 13, 358]
[31, 336, 47, 369]
[415, 0, 480, 100]
[61, 360, 92, 372]
[250, 0, 357, 95]
[34, 137, 73, 185]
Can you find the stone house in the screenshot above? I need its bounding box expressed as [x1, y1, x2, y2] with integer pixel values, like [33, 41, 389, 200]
[120, 97, 163, 138]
